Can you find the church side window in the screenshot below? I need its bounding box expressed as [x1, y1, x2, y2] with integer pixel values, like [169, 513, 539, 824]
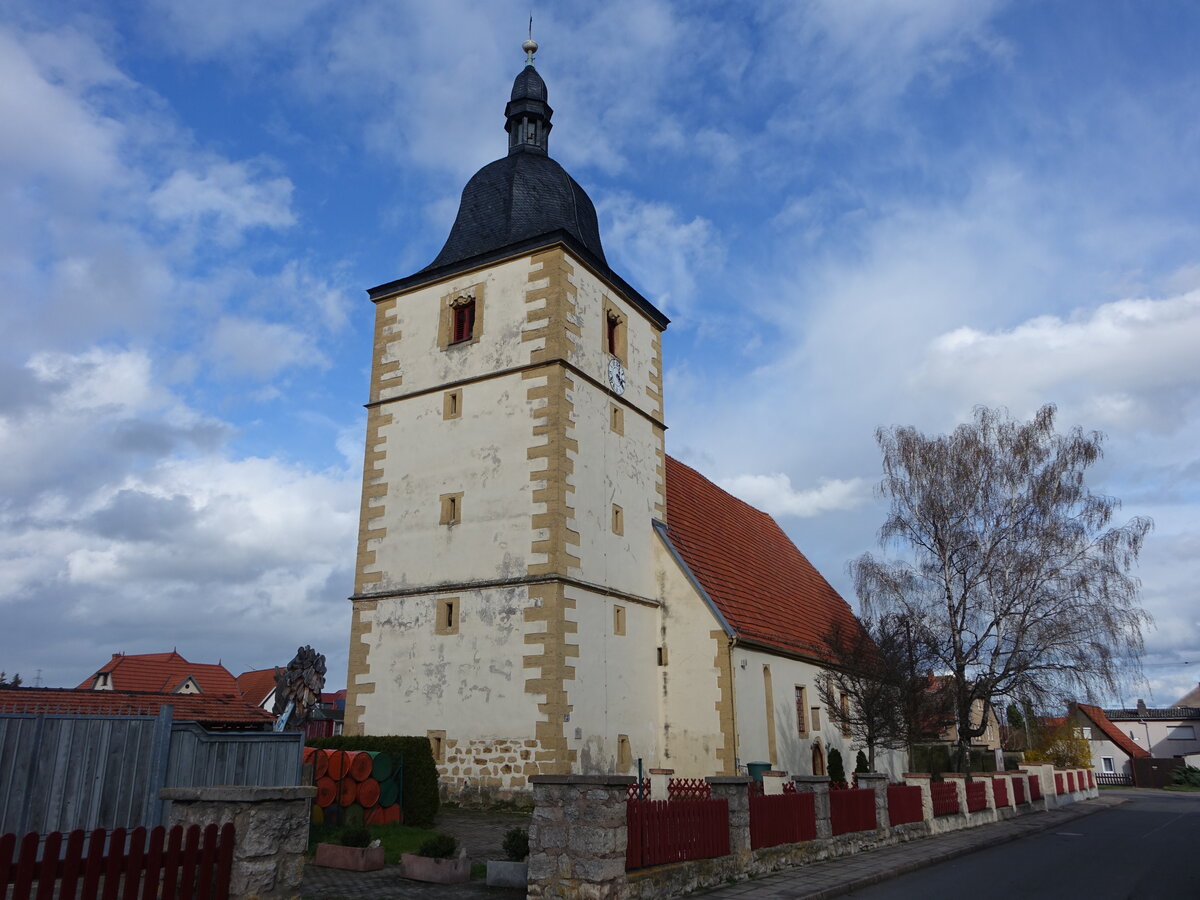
[602, 301, 627, 362]
[439, 286, 484, 350]
[452, 300, 475, 343]
[435, 598, 459, 636]
[796, 686, 808, 735]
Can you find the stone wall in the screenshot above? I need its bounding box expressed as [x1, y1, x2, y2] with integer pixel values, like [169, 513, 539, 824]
[161, 785, 315, 900]
[440, 736, 545, 805]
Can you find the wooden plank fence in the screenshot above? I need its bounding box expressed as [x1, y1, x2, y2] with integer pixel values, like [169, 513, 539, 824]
[0, 823, 233, 900]
[748, 791, 816, 849]
[885, 784, 923, 827]
[0, 710, 301, 837]
[829, 788, 876, 835]
[930, 782, 959, 816]
[626, 798, 729, 870]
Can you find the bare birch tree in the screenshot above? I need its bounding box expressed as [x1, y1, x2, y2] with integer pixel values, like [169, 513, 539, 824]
[854, 405, 1152, 774]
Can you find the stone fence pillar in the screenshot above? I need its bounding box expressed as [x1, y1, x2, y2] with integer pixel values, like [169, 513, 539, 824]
[160, 785, 315, 899]
[707, 777, 751, 860]
[648, 768, 673, 801]
[902, 773, 933, 821]
[981, 775, 996, 811]
[855, 773, 888, 832]
[791, 775, 832, 839]
[528, 774, 633, 900]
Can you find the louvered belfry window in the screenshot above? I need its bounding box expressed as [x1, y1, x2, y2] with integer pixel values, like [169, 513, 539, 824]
[452, 300, 476, 343]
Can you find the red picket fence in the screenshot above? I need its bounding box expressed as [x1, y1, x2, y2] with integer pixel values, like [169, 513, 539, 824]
[1028, 775, 1042, 801]
[829, 788, 876, 836]
[748, 791, 816, 849]
[991, 777, 1009, 808]
[1087, 770, 1095, 789]
[886, 784, 923, 827]
[930, 782, 959, 816]
[1066, 772, 1075, 793]
[965, 781, 987, 813]
[625, 778, 712, 802]
[1012, 776, 1026, 805]
[1054, 773, 1064, 795]
[626, 798, 729, 870]
[0, 824, 234, 900]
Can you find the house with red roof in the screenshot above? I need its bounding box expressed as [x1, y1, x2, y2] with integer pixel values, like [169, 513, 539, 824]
[1069, 703, 1150, 783]
[80, 650, 241, 696]
[1070, 699, 1200, 784]
[0, 687, 275, 730]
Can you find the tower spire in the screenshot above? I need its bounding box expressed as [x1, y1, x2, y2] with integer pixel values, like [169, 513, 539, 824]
[506, 37, 552, 155]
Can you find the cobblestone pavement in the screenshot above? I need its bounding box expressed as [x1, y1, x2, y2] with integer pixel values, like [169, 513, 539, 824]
[696, 794, 1128, 900]
[301, 807, 531, 899]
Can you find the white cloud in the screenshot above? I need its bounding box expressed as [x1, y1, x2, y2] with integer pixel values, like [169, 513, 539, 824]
[719, 472, 870, 518]
[919, 290, 1200, 431]
[149, 161, 296, 241]
[209, 317, 328, 379]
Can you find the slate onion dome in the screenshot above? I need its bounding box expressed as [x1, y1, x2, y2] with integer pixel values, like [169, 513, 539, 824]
[423, 40, 607, 272]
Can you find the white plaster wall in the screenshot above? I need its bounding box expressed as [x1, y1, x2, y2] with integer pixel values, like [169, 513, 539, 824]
[1088, 737, 1131, 775]
[732, 646, 906, 780]
[570, 379, 660, 599]
[567, 259, 660, 421]
[564, 585, 660, 774]
[357, 585, 537, 739]
[652, 536, 725, 776]
[377, 257, 537, 402]
[367, 371, 536, 589]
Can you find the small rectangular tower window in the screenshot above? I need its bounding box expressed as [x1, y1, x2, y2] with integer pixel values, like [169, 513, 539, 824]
[796, 686, 808, 735]
[610, 403, 624, 435]
[427, 729, 447, 763]
[440, 492, 463, 525]
[810, 706, 821, 732]
[435, 598, 459, 635]
[602, 300, 627, 362]
[439, 285, 485, 349]
[611, 504, 623, 535]
[452, 300, 475, 343]
[443, 389, 462, 420]
[657, 646, 668, 666]
[613, 605, 626, 636]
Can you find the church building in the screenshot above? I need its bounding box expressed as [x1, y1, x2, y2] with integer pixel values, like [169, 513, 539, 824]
[344, 42, 901, 801]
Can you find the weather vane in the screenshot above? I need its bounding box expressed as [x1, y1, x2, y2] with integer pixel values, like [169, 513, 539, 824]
[523, 14, 537, 65]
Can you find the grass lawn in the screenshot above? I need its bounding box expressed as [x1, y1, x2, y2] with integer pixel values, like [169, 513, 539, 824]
[308, 822, 442, 864]
[1163, 783, 1200, 792]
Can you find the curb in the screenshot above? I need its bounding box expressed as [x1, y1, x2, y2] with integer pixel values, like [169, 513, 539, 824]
[793, 797, 1126, 899]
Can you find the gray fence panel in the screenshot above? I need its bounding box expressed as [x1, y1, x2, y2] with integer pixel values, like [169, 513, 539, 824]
[1, 711, 302, 836]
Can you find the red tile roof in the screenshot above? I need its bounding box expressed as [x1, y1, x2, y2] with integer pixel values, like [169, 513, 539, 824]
[237, 668, 279, 707]
[663, 456, 861, 659]
[0, 688, 275, 727]
[78, 651, 241, 695]
[1075, 703, 1150, 759]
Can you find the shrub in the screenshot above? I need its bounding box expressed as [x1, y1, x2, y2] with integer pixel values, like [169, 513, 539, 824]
[308, 735, 440, 827]
[1173, 765, 1200, 787]
[339, 826, 371, 848]
[417, 833, 458, 859]
[854, 750, 869, 774]
[502, 827, 529, 862]
[828, 748, 846, 786]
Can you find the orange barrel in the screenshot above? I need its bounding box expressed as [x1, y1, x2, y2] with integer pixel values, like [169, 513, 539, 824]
[314, 749, 329, 779]
[367, 751, 393, 782]
[364, 805, 386, 826]
[379, 777, 399, 807]
[325, 750, 348, 780]
[302, 747, 315, 764]
[316, 777, 338, 808]
[356, 778, 381, 809]
[383, 804, 403, 825]
[343, 804, 364, 827]
[347, 751, 373, 782]
[339, 777, 358, 807]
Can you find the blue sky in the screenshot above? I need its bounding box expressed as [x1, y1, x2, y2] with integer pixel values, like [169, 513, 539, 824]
[2, 1, 1198, 707]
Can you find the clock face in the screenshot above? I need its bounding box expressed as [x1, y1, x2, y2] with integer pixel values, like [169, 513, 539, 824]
[608, 357, 626, 395]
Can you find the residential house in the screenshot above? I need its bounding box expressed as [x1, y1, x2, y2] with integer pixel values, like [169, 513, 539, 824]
[1069, 704, 1148, 782]
[343, 44, 905, 801]
[1100, 700, 1200, 760]
[80, 651, 241, 696]
[0, 687, 274, 730]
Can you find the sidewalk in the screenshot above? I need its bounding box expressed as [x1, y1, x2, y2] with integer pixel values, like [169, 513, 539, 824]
[696, 794, 1126, 900]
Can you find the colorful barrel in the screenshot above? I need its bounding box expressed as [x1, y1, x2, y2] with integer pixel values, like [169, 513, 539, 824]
[314, 750, 329, 780]
[347, 751, 373, 782]
[367, 751, 393, 782]
[316, 777, 337, 807]
[379, 777, 399, 807]
[343, 804, 365, 827]
[356, 778, 381, 809]
[326, 750, 350, 780]
[364, 805, 387, 826]
[339, 777, 358, 807]
[322, 804, 342, 826]
[310, 803, 324, 824]
[382, 804, 403, 825]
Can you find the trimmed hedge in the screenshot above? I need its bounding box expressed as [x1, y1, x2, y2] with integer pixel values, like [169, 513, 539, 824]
[308, 735, 440, 827]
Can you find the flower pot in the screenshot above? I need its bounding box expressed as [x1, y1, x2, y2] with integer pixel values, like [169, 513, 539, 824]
[312, 842, 386, 872]
[486, 859, 528, 888]
[400, 849, 471, 884]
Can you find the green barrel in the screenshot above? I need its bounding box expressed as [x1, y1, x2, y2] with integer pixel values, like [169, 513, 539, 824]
[367, 750, 394, 782]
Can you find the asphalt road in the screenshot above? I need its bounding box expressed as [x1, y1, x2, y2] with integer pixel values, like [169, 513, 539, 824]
[843, 789, 1200, 899]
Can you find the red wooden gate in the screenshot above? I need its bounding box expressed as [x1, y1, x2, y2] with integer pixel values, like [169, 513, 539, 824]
[626, 798, 729, 870]
[0, 824, 234, 900]
[829, 788, 876, 835]
[748, 791, 816, 849]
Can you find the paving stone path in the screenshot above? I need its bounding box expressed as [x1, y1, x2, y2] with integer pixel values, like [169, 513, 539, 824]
[301, 807, 531, 899]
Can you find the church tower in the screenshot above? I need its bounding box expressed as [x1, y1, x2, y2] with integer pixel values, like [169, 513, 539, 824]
[345, 42, 669, 798]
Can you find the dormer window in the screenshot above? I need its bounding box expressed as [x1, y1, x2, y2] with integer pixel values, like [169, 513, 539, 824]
[452, 299, 475, 343]
[93, 672, 112, 691]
